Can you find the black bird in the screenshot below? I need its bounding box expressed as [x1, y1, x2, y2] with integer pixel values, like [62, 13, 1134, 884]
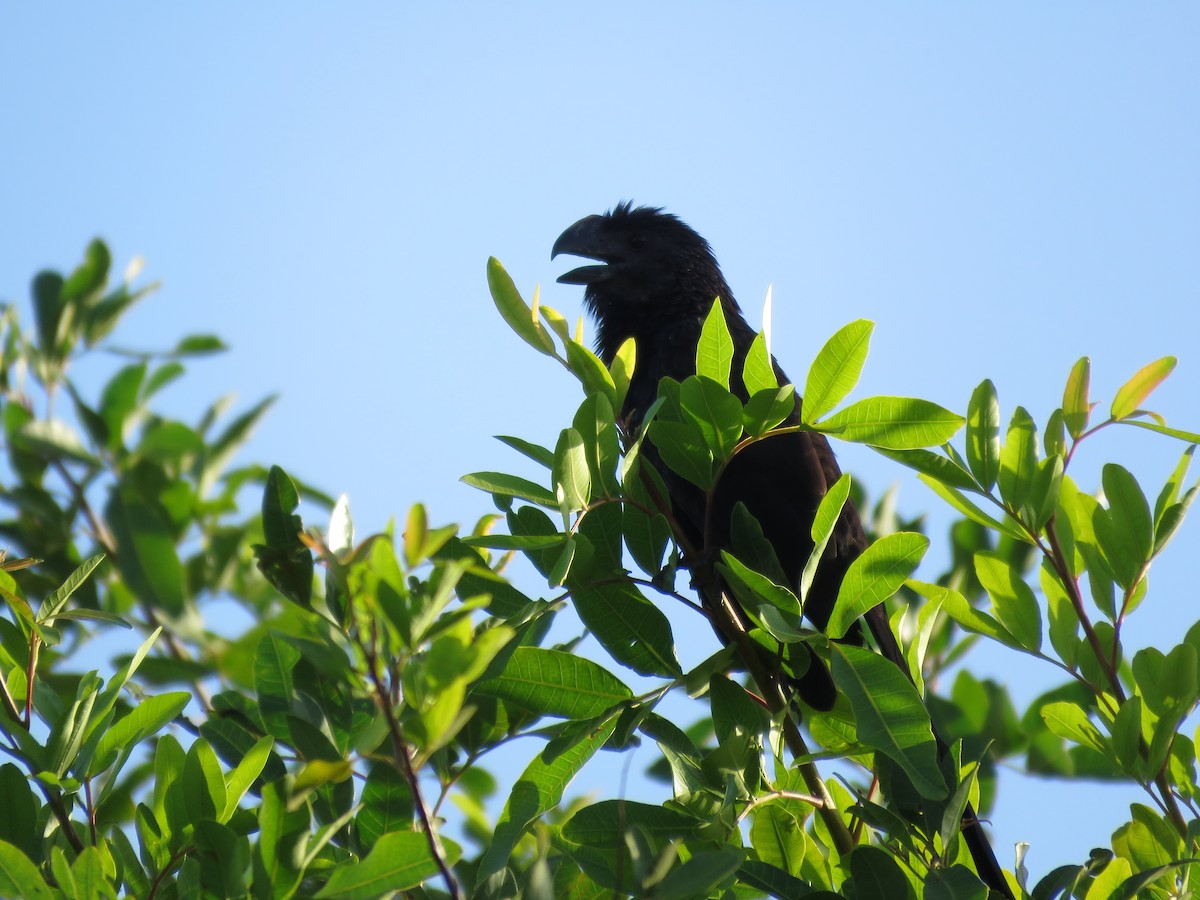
[552, 202, 1011, 897]
[552, 202, 864, 709]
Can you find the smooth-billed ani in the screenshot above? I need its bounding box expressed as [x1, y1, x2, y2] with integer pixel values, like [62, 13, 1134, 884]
[552, 201, 869, 710]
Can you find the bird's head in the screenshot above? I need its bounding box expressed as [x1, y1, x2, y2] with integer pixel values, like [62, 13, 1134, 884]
[552, 202, 736, 360]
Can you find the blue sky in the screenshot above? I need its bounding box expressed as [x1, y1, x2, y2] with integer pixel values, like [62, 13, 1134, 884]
[3, 3, 1199, 880]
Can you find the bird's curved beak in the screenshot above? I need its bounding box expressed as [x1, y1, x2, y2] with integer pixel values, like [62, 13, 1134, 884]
[552, 215, 612, 285]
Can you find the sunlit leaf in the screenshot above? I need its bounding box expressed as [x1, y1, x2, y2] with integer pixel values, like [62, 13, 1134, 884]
[820, 396, 965, 449]
[487, 257, 556, 356]
[802, 319, 873, 424]
[742, 332, 777, 395]
[1111, 357, 1176, 421]
[696, 299, 734, 388]
[966, 379, 1000, 491]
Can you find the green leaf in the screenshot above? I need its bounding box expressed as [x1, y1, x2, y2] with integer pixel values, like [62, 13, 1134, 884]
[914, 579, 1020, 649]
[554, 427, 591, 512]
[565, 339, 617, 402]
[998, 406, 1038, 517]
[1039, 701, 1108, 755]
[99, 361, 147, 449]
[572, 582, 681, 677]
[477, 718, 618, 882]
[819, 396, 965, 449]
[826, 532, 928, 640]
[849, 845, 911, 900]
[1153, 445, 1194, 528]
[742, 385, 795, 438]
[317, 830, 461, 898]
[90, 691, 190, 777]
[918, 475, 1029, 543]
[496, 435, 554, 469]
[655, 846, 744, 900]
[254, 464, 313, 607]
[800, 473, 852, 605]
[1111, 356, 1176, 420]
[460, 471, 558, 508]
[1132, 644, 1199, 716]
[32, 271, 65, 357]
[1109, 697, 1143, 775]
[476, 647, 633, 720]
[61, 238, 111, 304]
[696, 299, 734, 387]
[611, 336, 636, 412]
[1040, 563, 1079, 668]
[573, 392, 621, 497]
[680, 376, 743, 460]
[255, 633, 302, 742]
[39, 553, 106, 623]
[719, 552, 801, 619]
[172, 334, 226, 356]
[832, 645, 946, 798]
[223, 736, 274, 821]
[461, 533, 565, 551]
[1095, 463, 1153, 590]
[742, 332, 777, 395]
[802, 319, 873, 424]
[0, 840, 54, 899]
[1119, 419, 1200, 444]
[749, 804, 807, 873]
[488, 257, 556, 356]
[648, 419, 714, 490]
[1044, 408, 1067, 458]
[924, 864, 990, 900]
[1028, 454, 1064, 531]
[1063, 357, 1091, 439]
[965, 379, 1001, 491]
[974, 551, 1041, 652]
[106, 485, 187, 617]
[873, 446, 977, 492]
[182, 738, 227, 826]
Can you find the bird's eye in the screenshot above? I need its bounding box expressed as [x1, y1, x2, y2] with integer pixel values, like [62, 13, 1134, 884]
[629, 235, 647, 250]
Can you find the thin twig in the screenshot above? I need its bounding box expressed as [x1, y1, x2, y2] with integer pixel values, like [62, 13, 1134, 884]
[366, 641, 462, 900]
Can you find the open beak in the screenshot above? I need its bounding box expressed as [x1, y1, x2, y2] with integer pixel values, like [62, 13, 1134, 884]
[552, 215, 612, 285]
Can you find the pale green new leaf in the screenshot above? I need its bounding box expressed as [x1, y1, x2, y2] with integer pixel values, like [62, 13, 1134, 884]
[487, 257, 556, 356]
[801, 319, 873, 424]
[742, 332, 777, 395]
[696, 299, 734, 387]
[820, 396, 964, 449]
[1063, 356, 1091, 439]
[965, 379, 1000, 491]
[1111, 356, 1176, 421]
[800, 474, 852, 605]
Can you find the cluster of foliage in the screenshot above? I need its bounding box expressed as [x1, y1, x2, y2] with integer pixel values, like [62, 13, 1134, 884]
[0, 242, 1196, 899]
